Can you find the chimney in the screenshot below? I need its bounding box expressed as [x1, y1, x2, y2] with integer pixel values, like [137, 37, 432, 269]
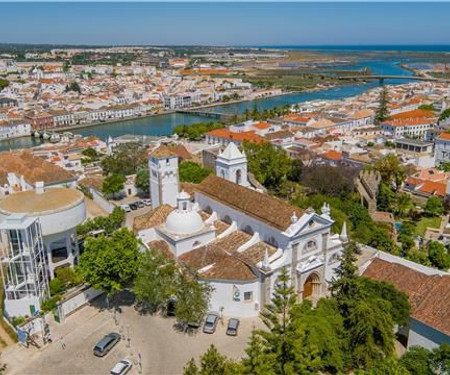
[35, 181, 44, 194]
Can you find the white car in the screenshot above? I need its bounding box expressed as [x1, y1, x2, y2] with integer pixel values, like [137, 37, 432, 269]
[110, 359, 132, 375]
[143, 199, 152, 206]
[120, 204, 131, 213]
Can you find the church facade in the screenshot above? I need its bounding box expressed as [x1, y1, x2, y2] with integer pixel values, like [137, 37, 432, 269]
[134, 143, 345, 317]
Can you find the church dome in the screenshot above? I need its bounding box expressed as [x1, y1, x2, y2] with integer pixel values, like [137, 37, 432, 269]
[164, 191, 204, 235]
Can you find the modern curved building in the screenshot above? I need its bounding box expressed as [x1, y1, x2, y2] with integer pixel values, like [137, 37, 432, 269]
[0, 185, 86, 317]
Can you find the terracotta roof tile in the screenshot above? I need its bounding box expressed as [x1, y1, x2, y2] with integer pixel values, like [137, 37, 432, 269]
[364, 258, 450, 337]
[196, 175, 303, 231]
[0, 151, 75, 186]
[133, 204, 173, 232]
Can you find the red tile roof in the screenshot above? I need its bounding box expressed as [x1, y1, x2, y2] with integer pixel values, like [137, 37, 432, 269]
[321, 150, 342, 161]
[196, 175, 304, 231]
[417, 181, 446, 197]
[206, 129, 265, 144]
[364, 258, 450, 337]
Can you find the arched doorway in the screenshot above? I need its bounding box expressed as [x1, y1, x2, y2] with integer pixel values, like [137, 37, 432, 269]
[303, 273, 320, 300]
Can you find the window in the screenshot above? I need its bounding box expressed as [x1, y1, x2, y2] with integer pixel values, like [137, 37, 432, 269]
[304, 240, 317, 253]
[182, 202, 187, 211]
[244, 291, 253, 302]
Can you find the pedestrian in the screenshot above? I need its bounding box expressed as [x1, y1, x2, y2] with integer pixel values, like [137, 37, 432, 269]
[60, 336, 66, 350]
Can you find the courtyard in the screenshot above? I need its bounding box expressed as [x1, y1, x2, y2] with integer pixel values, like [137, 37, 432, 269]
[2, 294, 261, 375]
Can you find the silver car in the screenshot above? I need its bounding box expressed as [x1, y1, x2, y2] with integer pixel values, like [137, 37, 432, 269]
[203, 312, 219, 334]
[226, 318, 240, 336]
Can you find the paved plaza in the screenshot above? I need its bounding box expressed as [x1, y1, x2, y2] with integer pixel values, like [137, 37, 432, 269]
[2, 295, 261, 375]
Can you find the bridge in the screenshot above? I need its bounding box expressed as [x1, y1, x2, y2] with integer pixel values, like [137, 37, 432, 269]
[337, 75, 450, 84]
[176, 109, 234, 120]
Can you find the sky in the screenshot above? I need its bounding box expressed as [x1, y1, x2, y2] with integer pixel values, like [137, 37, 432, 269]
[1, 2, 450, 46]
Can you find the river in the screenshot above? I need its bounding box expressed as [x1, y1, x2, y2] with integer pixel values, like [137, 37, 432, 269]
[0, 60, 413, 151]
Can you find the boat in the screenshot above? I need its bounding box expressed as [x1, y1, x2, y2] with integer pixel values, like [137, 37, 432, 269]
[50, 133, 61, 143]
[32, 131, 40, 137]
[42, 132, 50, 140]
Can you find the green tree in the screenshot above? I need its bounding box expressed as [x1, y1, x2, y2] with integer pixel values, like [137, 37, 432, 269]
[374, 154, 405, 191]
[301, 165, 356, 198]
[427, 241, 450, 270]
[102, 173, 126, 199]
[406, 249, 432, 267]
[400, 346, 432, 375]
[242, 331, 277, 375]
[0, 79, 9, 91]
[81, 147, 98, 159]
[179, 161, 212, 184]
[183, 358, 199, 375]
[418, 104, 436, 112]
[101, 143, 147, 176]
[135, 167, 150, 195]
[438, 162, 450, 172]
[330, 242, 362, 317]
[394, 193, 414, 218]
[374, 86, 389, 125]
[258, 268, 314, 374]
[133, 250, 179, 313]
[294, 299, 347, 374]
[175, 276, 213, 329]
[377, 182, 395, 212]
[242, 141, 292, 189]
[425, 196, 444, 217]
[184, 345, 240, 375]
[430, 343, 450, 374]
[367, 358, 409, 375]
[347, 298, 395, 368]
[77, 228, 140, 297]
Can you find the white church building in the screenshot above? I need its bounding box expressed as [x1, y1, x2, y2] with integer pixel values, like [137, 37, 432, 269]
[134, 143, 345, 317]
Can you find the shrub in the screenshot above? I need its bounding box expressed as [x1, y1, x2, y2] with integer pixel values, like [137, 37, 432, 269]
[40, 296, 61, 312]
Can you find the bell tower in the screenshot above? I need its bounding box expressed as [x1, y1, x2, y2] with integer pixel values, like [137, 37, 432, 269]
[215, 142, 249, 187]
[149, 145, 179, 208]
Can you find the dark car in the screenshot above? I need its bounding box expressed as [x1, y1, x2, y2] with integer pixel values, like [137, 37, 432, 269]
[226, 318, 240, 336]
[136, 201, 144, 208]
[203, 312, 219, 334]
[129, 203, 138, 210]
[93, 332, 121, 357]
[166, 298, 176, 317]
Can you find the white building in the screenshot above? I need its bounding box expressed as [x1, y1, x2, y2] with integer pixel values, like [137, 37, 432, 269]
[215, 142, 250, 187]
[135, 143, 345, 317]
[0, 186, 86, 317]
[149, 145, 180, 208]
[0, 121, 31, 140]
[434, 133, 450, 166]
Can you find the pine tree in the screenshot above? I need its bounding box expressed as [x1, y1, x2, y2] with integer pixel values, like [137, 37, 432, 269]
[374, 86, 389, 125]
[183, 358, 199, 375]
[258, 267, 313, 375]
[329, 242, 363, 318]
[242, 332, 276, 375]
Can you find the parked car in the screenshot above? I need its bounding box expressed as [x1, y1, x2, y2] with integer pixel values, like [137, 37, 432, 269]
[136, 200, 144, 208]
[93, 332, 121, 357]
[187, 313, 203, 330]
[110, 359, 132, 375]
[166, 297, 176, 317]
[120, 204, 131, 213]
[226, 318, 240, 336]
[129, 203, 138, 210]
[143, 199, 152, 206]
[203, 312, 219, 334]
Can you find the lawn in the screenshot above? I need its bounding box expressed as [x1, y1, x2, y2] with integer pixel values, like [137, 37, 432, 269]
[414, 216, 442, 237]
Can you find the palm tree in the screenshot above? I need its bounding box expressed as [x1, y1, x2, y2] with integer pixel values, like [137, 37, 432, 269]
[395, 193, 413, 218]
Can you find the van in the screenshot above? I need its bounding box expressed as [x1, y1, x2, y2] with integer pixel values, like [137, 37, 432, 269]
[93, 332, 121, 357]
